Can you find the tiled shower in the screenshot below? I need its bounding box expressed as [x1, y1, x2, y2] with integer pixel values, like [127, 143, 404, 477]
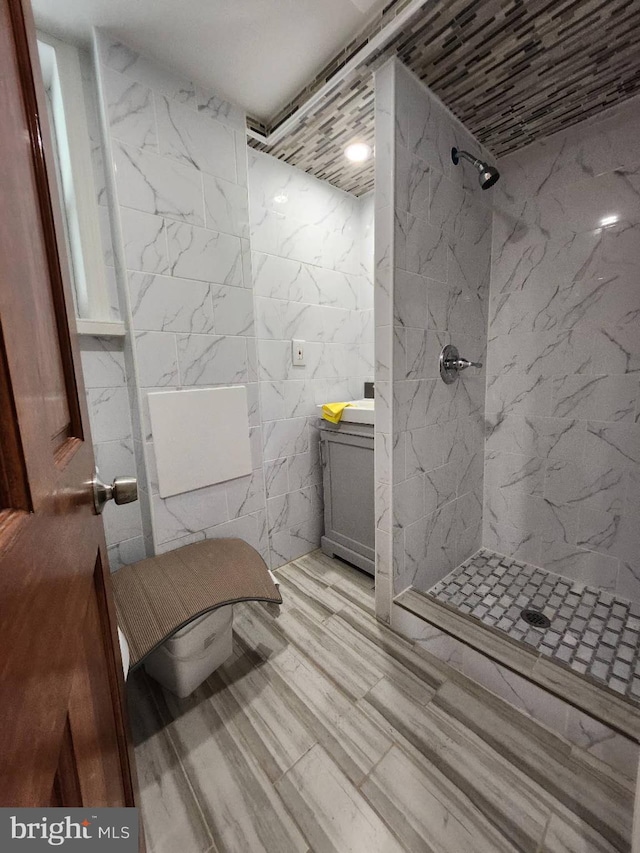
[375, 56, 640, 722]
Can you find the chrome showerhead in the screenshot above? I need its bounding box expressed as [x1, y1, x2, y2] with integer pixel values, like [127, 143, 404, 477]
[479, 164, 500, 189]
[451, 147, 500, 190]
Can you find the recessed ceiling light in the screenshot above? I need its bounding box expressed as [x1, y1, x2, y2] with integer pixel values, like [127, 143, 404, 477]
[273, 193, 288, 204]
[599, 214, 619, 227]
[344, 142, 372, 163]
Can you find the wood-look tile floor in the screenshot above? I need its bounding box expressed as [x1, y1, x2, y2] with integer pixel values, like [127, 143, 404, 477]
[127, 550, 635, 853]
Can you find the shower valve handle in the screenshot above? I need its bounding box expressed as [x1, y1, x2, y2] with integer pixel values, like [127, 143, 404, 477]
[450, 356, 483, 370]
[439, 344, 482, 384]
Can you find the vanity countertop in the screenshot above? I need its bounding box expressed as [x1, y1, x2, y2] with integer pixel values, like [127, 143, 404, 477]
[317, 399, 374, 425]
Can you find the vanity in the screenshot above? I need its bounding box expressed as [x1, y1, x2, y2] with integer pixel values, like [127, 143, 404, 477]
[318, 400, 374, 576]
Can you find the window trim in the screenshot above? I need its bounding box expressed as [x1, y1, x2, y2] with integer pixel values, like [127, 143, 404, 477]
[37, 31, 124, 335]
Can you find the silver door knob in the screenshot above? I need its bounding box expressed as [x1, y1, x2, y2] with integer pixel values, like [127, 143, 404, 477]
[92, 470, 138, 514]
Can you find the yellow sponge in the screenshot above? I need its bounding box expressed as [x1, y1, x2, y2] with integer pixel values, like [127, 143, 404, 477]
[321, 402, 352, 424]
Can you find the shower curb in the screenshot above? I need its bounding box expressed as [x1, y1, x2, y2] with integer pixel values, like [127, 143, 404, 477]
[394, 587, 640, 743]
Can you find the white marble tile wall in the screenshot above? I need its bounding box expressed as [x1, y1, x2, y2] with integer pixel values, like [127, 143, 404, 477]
[375, 59, 492, 602]
[80, 337, 146, 569]
[77, 48, 145, 571]
[486, 95, 640, 602]
[94, 32, 269, 562]
[249, 150, 374, 568]
[373, 60, 396, 624]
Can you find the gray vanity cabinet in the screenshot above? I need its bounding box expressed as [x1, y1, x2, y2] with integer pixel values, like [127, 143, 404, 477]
[319, 421, 374, 576]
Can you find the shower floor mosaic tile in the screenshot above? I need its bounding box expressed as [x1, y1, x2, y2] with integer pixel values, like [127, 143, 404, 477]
[428, 549, 640, 705]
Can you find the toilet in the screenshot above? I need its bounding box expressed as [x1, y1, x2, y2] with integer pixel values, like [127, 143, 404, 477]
[142, 606, 233, 698]
[111, 539, 279, 699]
[117, 626, 130, 680]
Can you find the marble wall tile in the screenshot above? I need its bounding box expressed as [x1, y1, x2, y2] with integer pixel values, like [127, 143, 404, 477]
[485, 450, 545, 498]
[252, 253, 305, 301]
[196, 87, 245, 131]
[103, 497, 144, 548]
[393, 476, 425, 529]
[424, 463, 457, 516]
[151, 483, 228, 545]
[80, 338, 127, 388]
[94, 438, 136, 484]
[289, 517, 324, 562]
[264, 458, 289, 500]
[267, 488, 313, 535]
[395, 145, 430, 220]
[405, 73, 453, 178]
[540, 541, 619, 590]
[485, 371, 555, 418]
[204, 174, 249, 238]
[79, 45, 146, 568]
[129, 272, 214, 333]
[251, 150, 373, 566]
[81, 333, 145, 562]
[262, 418, 309, 462]
[95, 32, 265, 560]
[379, 61, 492, 600]
[210, 285, 254, 336]
[520, 416, 586, 461]
[134, 331, 179, 387]
[226, 470, 265, 519]
[551, 374, 638, 422]
[113, 140, 204, 225]
[402, 214, 448, 281]
[165, 222, 243, 286]
[405, 423, 448, 477]
[176, 334, 248, 385]
[119, 207, 170, 275]
[487, 104, 640, 600]
[107, 536, 147, 572]
[249, 425, 263, 471]
[283, 380, 322, 419]
[257, 340, 294, 382]
[86, 387, 134, 443]
[617, 562, 640, 603]
[483, 518, 542, 565]
[99, 36, 196, 107]
[103, 67, 157, 151]
[156, 96, 236, 180]
[374, 60, 395, 212]
[577, 509, 640, 564]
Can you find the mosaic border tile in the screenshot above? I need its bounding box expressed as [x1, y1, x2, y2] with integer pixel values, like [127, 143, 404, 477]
[249, 0, 640, 195]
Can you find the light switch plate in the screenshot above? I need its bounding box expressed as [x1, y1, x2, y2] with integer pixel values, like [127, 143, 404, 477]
[292, 339, 305, 366]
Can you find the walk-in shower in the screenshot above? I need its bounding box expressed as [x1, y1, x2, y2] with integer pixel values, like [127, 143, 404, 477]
[451, 146, 500, 188]
[374, 60, 640, 788]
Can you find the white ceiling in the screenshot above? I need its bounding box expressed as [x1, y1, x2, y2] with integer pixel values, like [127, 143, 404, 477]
[31, 0, 388, 122]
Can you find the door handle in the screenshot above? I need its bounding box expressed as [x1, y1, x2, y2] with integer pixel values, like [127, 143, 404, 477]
[92, 469, 138, 514]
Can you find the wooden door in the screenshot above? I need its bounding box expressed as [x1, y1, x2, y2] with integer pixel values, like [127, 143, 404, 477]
[0, 0, 140, 817]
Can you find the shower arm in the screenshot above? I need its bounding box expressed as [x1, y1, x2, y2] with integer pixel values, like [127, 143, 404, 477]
[455, 149, 484, 171]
